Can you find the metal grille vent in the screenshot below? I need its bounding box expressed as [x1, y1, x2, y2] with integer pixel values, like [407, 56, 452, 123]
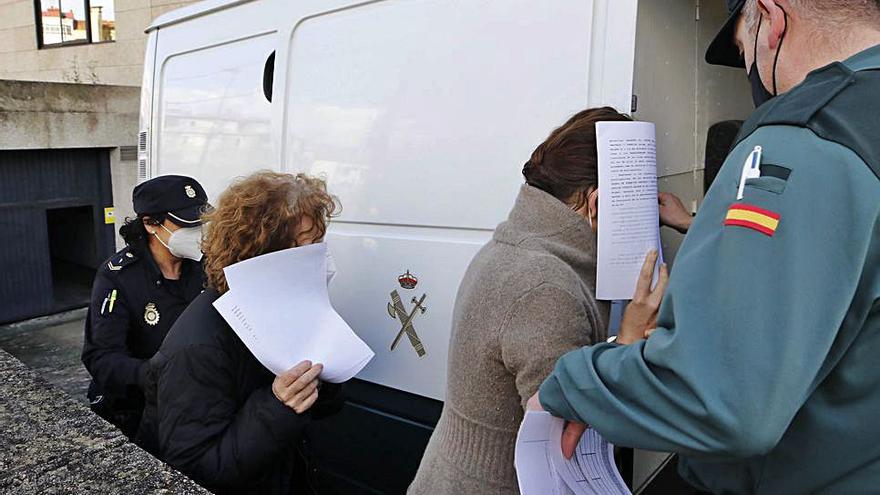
[120, 146, 137, 161]
[137, 130, 149, 181]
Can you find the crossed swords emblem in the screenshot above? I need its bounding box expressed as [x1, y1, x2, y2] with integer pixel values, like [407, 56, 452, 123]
[387, 290, 428, 357]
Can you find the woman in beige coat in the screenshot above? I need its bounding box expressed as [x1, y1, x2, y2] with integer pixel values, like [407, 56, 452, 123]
[408, 107, 668, 495]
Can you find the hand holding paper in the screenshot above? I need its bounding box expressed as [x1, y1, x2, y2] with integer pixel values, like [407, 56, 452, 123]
[515, 411, 630, 495]
[213, 243, 374, 383]
[272, 360, 323, 413]
[617, 250, 668, 344]
[658, 191, 693, 234]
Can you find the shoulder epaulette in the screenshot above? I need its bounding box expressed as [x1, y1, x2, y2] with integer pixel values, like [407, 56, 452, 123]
[106, 247, 139, 272]
[734, 62, 880, 181]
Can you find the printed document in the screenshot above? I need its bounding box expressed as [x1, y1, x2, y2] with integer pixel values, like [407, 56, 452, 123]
[595, 121, 663, 300]
[213, 243, 374, 383]
[515, 411, 630, 495]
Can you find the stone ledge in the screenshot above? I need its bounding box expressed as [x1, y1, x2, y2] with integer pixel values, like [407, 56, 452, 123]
[0, 349, 207, 494]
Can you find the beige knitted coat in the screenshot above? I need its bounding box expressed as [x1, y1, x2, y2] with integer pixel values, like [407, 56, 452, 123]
[408, 184, 609, 495]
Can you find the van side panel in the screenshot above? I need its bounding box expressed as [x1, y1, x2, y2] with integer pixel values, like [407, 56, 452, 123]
[284, 0, 597, 230]
[270, 1, 637, 492]
[281, 0, 610, 403]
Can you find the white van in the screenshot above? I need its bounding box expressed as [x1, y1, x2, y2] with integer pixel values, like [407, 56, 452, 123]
[139, 1, 752, 492]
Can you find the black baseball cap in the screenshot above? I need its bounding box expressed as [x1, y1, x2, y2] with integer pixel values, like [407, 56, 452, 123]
[133, 175, 209, 227]
[706, 0, 746, 68]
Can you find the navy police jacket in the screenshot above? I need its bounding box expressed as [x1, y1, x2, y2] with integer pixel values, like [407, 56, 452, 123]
[81, 244, 204, 423]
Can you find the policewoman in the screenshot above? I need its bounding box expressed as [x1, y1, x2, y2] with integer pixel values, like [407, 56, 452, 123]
[531, 0, 880, 493]
[82, 175, 208, 439]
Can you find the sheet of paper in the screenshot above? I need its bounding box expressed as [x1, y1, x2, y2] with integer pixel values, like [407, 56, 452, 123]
[515, 411, 630, 495]
[596, 121, 663, 301]
[549, 419, 629, 495]
[515, 411, 563, 495]
[213, 243, 374, 383]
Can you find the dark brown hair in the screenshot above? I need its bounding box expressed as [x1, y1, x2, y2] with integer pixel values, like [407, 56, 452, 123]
[522, 106, 631, 210]
[202, 171, 340, 293]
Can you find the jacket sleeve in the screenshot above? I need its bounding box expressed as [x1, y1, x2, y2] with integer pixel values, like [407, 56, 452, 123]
[81, 272, 147, 395]
[501, 283, 595, 411]
[312, 382, 346, 420]
[157, 344, 310, 490]
[539, 126, 880, 458]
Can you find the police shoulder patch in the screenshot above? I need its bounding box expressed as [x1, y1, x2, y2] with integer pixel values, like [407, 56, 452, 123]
[107, 248, 138, 272]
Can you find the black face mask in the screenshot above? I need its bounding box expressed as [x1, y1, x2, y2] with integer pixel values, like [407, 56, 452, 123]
[748, 9, 787, 107]
[748, 63, 774, 107]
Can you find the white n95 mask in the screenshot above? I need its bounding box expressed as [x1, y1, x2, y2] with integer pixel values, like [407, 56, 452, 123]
[156, 224, 204, 262]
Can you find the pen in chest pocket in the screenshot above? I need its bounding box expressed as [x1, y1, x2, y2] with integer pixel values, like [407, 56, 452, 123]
[737, 145, 763, 200]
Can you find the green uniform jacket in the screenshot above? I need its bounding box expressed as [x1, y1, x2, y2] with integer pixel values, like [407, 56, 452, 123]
[540, 46, 880, 494]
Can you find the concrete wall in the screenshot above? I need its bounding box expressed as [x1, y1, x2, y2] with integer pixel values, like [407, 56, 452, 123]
[0, 80, 140, 247]
[0, 0, 199, 86]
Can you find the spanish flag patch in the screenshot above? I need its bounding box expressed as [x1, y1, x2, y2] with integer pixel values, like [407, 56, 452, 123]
[724, 203, 781, 237]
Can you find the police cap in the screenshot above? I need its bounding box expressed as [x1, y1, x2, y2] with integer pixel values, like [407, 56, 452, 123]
[706, 0, 746, 68]
[133, 175, 208, 227]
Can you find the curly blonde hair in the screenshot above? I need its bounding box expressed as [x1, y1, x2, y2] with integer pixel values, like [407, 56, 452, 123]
[202, 171, 340, 293]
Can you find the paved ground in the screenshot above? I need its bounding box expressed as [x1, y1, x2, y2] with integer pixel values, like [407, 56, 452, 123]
[0, 309, 90, 403]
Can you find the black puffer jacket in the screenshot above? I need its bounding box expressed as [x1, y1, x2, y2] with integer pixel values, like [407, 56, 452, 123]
[138, 289, 344, 494]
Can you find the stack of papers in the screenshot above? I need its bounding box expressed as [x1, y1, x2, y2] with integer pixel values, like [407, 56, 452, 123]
[515, 411, 630, 495]
[213, 243, 374, 383]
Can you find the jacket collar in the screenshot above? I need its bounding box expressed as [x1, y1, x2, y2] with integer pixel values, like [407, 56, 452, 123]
[843, 43, 880, 72]
[143, 244, 194, 284]
[494, 184, 598, 288]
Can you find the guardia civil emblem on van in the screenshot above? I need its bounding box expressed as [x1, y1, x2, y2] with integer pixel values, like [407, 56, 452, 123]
[387, 270, 428, 357]
[398, 270, 418, 290]
[144, 303, 160, 326]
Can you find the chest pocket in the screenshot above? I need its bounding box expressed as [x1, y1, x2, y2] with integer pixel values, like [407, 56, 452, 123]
[745, 164, 792, 195]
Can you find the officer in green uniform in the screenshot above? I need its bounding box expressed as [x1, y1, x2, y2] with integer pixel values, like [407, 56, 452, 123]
[532, 1, 880, 493]
[82, 175, 208, 439]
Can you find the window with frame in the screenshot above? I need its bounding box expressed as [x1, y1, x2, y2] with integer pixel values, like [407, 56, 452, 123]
[35, 0, 116, 48]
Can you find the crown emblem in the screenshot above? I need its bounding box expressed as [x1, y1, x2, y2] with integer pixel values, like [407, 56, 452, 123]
[185, 185, 196, 198]
[398, 270, 418, 290]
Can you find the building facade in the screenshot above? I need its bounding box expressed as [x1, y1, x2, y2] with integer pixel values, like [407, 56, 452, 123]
[0, 0, 198, 85]
[0, 0, 198, 323]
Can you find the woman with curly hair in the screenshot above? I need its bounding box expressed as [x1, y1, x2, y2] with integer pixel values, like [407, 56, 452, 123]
[138, 171, 344, 495]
